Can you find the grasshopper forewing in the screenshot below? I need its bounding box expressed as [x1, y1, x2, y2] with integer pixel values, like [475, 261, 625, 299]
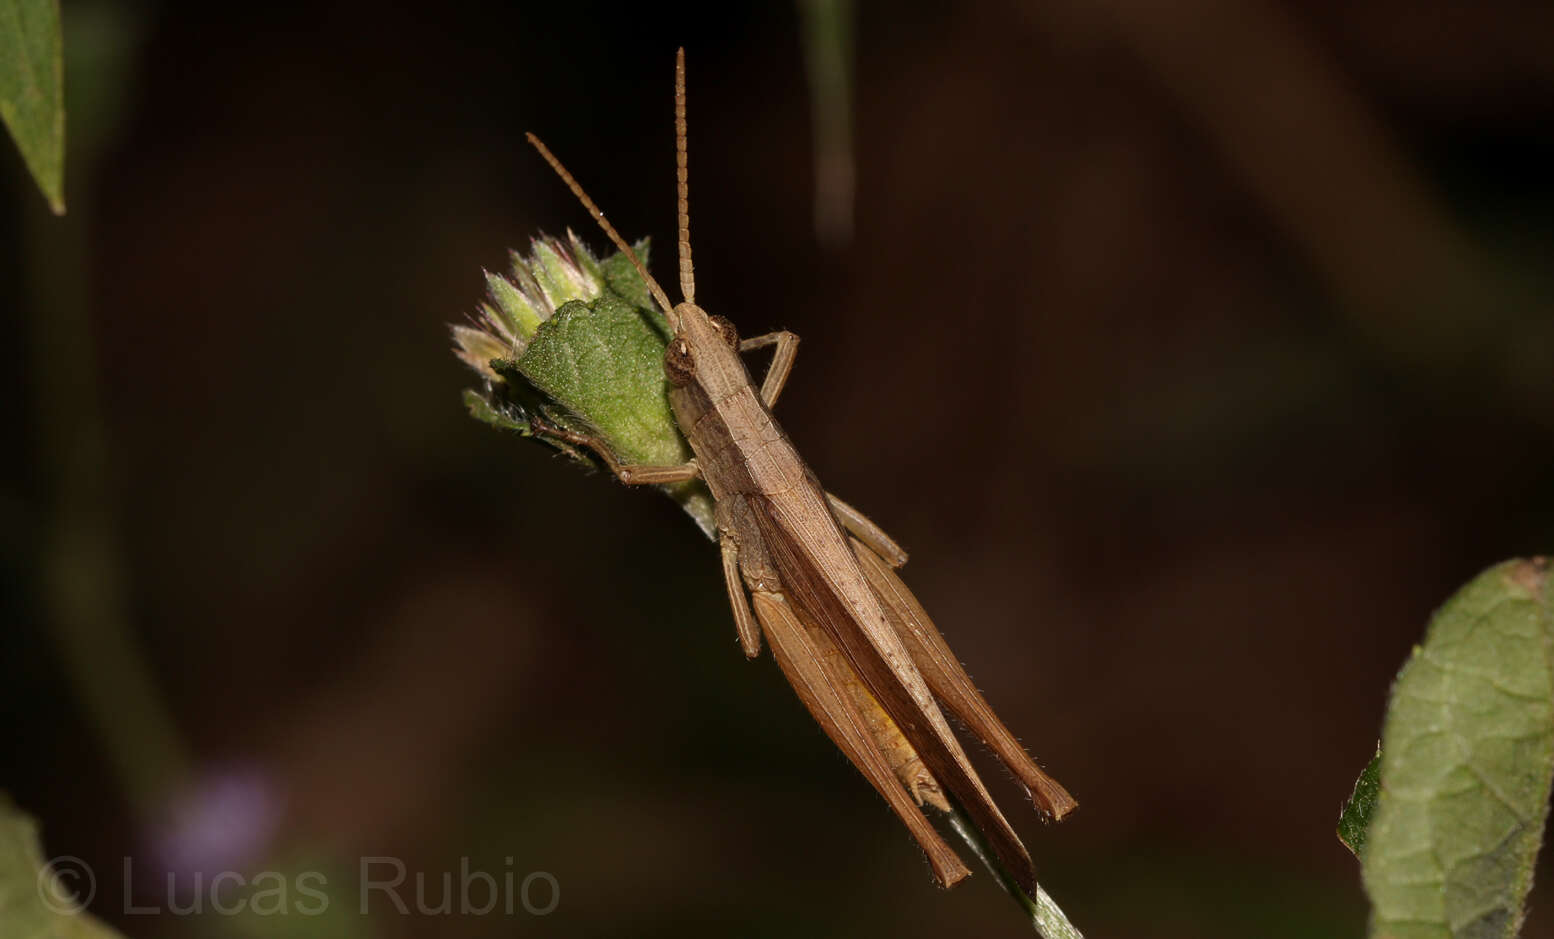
[522, 48, 1074, 896]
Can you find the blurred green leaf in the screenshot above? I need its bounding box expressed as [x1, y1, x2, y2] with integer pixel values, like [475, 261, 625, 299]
[1361, 558, 1553, 939]
[797, 0, 855, 246]
[194, 854, 372, 939]
[0, 794, 125, 938]
[1339, 745, 1382, 858]
[0, 0, 65, 213]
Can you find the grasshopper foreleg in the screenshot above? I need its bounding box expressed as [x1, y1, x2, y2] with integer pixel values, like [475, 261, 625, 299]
[528, 416, 700, 485]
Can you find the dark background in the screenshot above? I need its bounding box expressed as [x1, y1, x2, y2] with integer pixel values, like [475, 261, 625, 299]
[4, 1, 1553, 936]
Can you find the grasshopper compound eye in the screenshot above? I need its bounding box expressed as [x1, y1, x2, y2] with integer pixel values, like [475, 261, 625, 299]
[709, 315, 740, 349]
[664, 338, 695, 386]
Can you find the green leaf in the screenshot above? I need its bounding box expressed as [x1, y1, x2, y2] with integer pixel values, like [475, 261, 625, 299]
[514, 294, 715, 536]
[0, 794, 126, 938]
[484, 274, 543, 340]
[1339, 744, 1382, 858]
[462, 387, 528, 434]
[518, 295, 683, 468]
[1362, 558, 1553, 939]
[598, 243, 664, 330]
[0, 0, 65, 213]
[456, 236, 716, 535]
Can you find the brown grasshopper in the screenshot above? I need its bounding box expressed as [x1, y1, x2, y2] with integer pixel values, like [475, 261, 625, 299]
[522, 49, 1075, 896]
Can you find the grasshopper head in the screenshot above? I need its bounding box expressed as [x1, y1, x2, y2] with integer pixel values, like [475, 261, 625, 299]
[664, 302, 741, 389]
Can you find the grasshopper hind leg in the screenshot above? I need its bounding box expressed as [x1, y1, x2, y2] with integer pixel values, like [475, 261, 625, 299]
[719, 535, 763, 658]
[850, 536, 1079, 821]
[750, 589, 971, 888]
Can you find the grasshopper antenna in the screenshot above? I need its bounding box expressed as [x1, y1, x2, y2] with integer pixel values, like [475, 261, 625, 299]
[524, 132, 678, 321]
[675, 47, 695, 304]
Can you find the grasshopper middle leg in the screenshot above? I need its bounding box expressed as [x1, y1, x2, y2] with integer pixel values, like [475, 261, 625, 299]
[826, 492, 908, 568]
[739, 331, 799, 409]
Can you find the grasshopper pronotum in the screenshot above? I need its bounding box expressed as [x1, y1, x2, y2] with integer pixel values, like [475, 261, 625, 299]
[522, 49, 1075, 895]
